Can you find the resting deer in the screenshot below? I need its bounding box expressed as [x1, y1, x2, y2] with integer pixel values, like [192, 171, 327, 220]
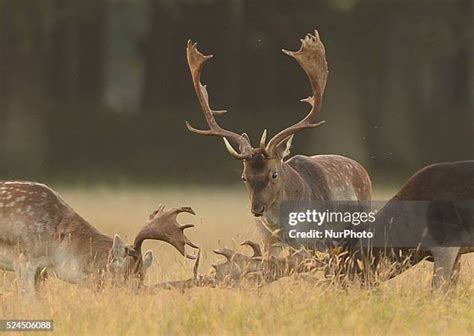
[0, 181, 198, 294]
[210, 241, 318, 286]
[154, 241, 317, 290]
[186, 31, 372, 253]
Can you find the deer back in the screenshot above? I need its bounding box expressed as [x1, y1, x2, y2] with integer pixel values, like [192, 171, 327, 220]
[0, 181, 111, 264]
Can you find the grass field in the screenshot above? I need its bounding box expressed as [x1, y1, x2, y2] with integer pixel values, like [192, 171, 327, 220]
[0, 186, 473, 335]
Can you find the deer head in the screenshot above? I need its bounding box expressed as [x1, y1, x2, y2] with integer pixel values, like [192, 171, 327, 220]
[108, 205, 198, 284]
[186, 31, 328, 216]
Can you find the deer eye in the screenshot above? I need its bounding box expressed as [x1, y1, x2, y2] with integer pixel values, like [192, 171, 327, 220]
[272, 172, 278, 179]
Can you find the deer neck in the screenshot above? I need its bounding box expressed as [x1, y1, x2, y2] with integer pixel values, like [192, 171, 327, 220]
[85, 235, 114, 270]
[55, 214, 114, 279]
[279, 161, 313, 202]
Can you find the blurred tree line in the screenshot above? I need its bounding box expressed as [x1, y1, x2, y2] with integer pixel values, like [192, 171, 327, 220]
[0, 0, 472, 186]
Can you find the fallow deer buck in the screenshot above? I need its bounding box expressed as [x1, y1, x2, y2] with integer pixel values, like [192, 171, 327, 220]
[0, 181, 198, 294]
[186, 31, 372, 252]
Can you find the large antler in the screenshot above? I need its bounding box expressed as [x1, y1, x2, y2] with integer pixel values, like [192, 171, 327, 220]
[265, 30, 328, 156]
[133, 205, 198, 259]
[185, 40, 254, 160]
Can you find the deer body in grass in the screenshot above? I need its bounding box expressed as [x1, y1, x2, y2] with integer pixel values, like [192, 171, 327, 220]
[155, 240, 317, 290]
[186, 31, 372, 253]
[256, 161, 473, 290]
[352, 161, 474, 289]
[0, 181, 198, 294]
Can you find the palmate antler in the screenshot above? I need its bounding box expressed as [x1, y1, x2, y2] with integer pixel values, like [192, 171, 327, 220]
[151, 240, 325, 291]
[186, 30, 328, 159]
[185, 41, 254, 160]
[265, 31, 328, 155]
[211, 241, 326, 285]
[133, 205, 199, 259]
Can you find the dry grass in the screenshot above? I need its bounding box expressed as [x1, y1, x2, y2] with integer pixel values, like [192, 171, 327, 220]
[0, 186, 473, 335]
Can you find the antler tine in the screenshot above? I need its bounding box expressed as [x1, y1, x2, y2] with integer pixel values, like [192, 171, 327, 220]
[193, 249, 201, 280]
[266, 30, 328, 155]
[213, 248, 235, 260]
[185, 40, 253, 160]
[240, 240, 263, 258]
[134, 205, 199, 259]
[148, 204, 166, 220]
[259, 129, 267, 149]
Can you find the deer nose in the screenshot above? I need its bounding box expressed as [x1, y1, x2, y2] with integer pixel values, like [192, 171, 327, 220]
[251, 205, 266, 217]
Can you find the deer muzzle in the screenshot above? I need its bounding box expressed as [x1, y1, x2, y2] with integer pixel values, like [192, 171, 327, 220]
[251, 203, 266, 217]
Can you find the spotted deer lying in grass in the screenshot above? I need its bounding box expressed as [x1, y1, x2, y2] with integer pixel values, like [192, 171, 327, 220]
[186, 30, 372, 253]
[0, 181, 198, 294]
[210, 241, 317, 286]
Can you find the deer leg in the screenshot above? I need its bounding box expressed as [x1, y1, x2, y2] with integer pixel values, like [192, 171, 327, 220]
[450, 256, 462, 286]
[255, 219, 281, 256]
[431, 247, 461, 291]
[13, 255, 40, 296]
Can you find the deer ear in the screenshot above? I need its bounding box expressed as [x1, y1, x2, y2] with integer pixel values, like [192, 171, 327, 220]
[274, 135, 294, 159]
[143, 250, 154, 269]
[112, 234, 127, 258]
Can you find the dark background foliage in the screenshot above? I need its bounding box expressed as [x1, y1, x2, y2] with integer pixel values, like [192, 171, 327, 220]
[0, 0, 472, 186]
